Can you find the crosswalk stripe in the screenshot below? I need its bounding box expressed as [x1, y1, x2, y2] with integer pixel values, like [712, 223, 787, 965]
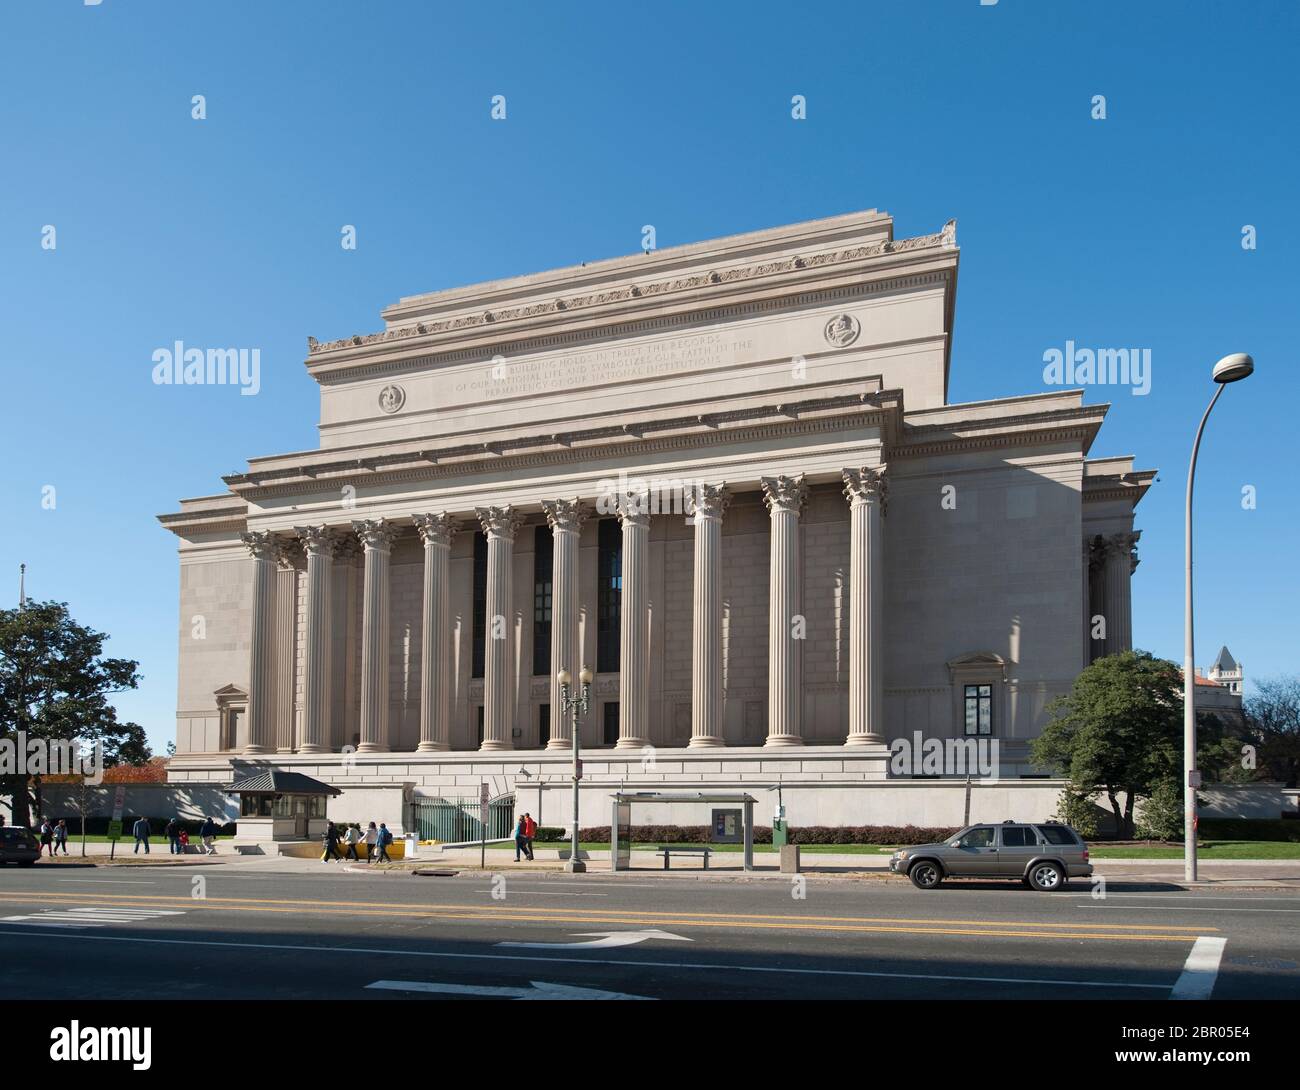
[0, 906, 187, 929]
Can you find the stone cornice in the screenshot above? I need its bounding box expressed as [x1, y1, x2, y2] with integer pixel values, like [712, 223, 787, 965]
[891, 404, 1107, 460]
[305, 223, 956, 376]
[1083, 467, 1157, 507]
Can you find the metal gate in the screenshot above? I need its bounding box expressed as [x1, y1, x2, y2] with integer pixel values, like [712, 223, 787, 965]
[410, 794, 515, 844]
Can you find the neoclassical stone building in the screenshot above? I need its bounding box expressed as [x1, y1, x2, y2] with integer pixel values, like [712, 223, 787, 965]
[160, 209, 1153, 832]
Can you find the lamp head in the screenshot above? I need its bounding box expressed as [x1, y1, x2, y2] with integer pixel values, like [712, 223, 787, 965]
[557, 669, 571, 686]
[579, 666, 593, 685]
[1212, 353, 1254, 384]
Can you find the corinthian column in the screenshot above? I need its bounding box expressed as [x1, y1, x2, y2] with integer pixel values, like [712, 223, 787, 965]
[413, 513, 457, 752]
[295, 526, 337, 753]
[843, 467, 888, 745]
[477, 506, 522, 751]
[353, 518, 399, 753]
[541, 499, 587, 750]
[761, 475, 808, 747]
[1102, 531, 1139, 655]
[616, 495, 651, 749]
[240, 530, 281, 756]
[686, 483, 730, 747]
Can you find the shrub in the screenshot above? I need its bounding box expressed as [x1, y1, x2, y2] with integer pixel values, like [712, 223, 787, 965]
[1135, 779, 1184, 841]
[1199, 819, 1300, 843]
[1052, 788, 1103, 839]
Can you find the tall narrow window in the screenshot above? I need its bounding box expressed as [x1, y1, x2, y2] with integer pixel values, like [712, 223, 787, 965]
[476, 705, 485, 748]
[538, 703, 551, 748]
[964, 684, 993, 736]
[602, 701, 620, 747]
[597, 518, 622, 673]
[472, 531, 487, 679]
[533, 526, 552, 677]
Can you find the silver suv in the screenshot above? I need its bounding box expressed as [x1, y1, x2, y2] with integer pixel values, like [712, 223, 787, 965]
[889, 821, 1092, 891]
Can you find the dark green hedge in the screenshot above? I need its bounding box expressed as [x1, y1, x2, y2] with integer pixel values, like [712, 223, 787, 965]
[1199, 818, 1300, 843]
[569, 824, 957, 846]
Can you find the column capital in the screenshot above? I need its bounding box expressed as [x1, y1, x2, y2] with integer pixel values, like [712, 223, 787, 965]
[541, 498, 590, 534]
[685, 482, 731, 522]
[761, 474, 808, 516]
[412, 512, 459, 548]
[616, 495, 651, 528]
[240, 530, 282, 563]
[476, 505, 523, 541]
[842, 465, 889, 514]
[352, 518, 400, 553]
[295, 525, 340, 558]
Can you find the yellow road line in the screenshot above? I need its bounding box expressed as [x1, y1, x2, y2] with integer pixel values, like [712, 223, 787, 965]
[0, 891, 1210, 942]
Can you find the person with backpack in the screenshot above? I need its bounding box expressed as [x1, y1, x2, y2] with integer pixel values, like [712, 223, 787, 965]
[522, 812, 537, 862]
[321, 820, 342, 863]
[513, 815, 529, 862]
[38, 819, 54, 857]
[362, 821, 378, 862]
[164, 817, 181, 855]
[53, 819, 69, 856]
[131, 816, 151, 855]
[375, 823, 393, 863]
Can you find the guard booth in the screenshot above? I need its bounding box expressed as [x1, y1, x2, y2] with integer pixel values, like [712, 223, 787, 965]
[226, 770, 341, 842]
[610, 792, 756, 872]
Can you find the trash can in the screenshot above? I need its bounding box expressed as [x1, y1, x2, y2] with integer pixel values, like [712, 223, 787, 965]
[404, 833, 418, 859]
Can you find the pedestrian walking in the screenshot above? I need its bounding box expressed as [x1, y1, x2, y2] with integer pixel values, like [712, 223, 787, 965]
[321, 820, 342, 863]
[343, 822, 361, 860]
[178, 827, 191, 854]
[363, 821, 378, 862]
[199, 816, 218, 855]
[38, 819, 53, 857]
[522, 812, 537, 862]
[164, 817, 181, 855]
[513, 815, 529, 862]
[375, 822, 393, 863]
[53, 819, 69, 856]
[131, 816, 151, 855]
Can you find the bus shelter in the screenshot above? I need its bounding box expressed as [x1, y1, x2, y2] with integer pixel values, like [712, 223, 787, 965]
[609, 791, 757, 871]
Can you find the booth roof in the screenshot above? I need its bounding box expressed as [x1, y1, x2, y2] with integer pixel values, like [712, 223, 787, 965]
[225, 770, 342, 796]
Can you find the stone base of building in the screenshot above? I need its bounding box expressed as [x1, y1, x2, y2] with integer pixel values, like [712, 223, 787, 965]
[167, 747, 1067, 835]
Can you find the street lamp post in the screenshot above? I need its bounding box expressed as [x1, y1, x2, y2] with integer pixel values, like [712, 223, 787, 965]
[558, 665, 593, 873]
[1184, 352, 1254, 882]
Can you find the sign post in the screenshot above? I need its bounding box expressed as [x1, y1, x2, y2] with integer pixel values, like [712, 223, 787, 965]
[479, 783, 489, 870]
[106, 785, 126, 861]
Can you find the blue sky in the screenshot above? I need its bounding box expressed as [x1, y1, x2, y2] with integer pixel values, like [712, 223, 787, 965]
[1, 0, 1295, 753]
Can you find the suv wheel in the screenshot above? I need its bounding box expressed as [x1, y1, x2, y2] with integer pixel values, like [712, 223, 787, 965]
[909, 860, 942, 889]
[1027, 861, 1064, 891]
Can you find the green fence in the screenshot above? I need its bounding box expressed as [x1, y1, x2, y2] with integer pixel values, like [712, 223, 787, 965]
[410, 795, 515, 843]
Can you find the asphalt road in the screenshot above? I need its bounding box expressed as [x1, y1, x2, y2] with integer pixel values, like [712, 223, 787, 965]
[2, 862, 1298, 1000]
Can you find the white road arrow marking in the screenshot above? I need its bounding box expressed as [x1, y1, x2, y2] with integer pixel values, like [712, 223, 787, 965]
[496, 929, 693, 950]
[366, 979, 652, 1000]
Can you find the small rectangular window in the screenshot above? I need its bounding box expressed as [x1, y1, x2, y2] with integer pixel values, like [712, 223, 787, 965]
[964, 683, 992, 736]
[1036, 825, 1079, 846]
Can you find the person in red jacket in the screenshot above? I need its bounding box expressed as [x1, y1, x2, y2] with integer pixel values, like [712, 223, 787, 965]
[522, 813, 537, 862]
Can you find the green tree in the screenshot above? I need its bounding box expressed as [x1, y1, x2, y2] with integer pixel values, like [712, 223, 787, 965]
[0, 600, 147, 826]
[1243, 677, 1300, 787]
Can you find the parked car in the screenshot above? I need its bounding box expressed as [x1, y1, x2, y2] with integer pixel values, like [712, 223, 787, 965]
[0, 827, 41, 866]
[889, 821, 1091, 891]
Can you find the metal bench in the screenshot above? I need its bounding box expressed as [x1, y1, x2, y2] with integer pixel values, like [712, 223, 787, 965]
[654, 846, 711, 870]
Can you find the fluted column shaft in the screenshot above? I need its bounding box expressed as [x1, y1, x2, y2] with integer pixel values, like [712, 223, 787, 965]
[414, 514, 457, 752]
[542, 500, 586, 749]
[616, 500, 651, 748]
[274, 563, 297, 751]
[1103, 532, 1138, 655]
[241, 531, 279, 755]
[355, 519, 398, 753]
[296, 527, 336, 754]
[844, 467, 887, 745]
[762, 475, 808, 746]
[687, 484, 730, 747]
[478, 506, 521, 751]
